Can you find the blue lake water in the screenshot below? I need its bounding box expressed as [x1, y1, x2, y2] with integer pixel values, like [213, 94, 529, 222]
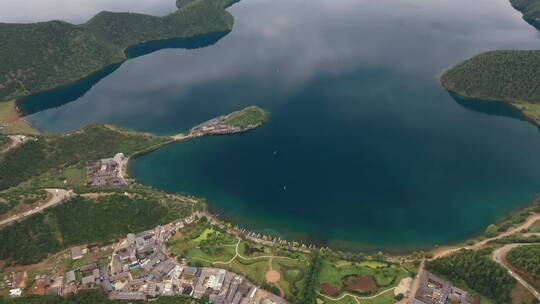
[11, 0, 540, 251]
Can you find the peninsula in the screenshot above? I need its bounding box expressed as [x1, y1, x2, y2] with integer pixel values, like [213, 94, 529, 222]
[440, 0, 540, 126]
[0, 0, 236, 133]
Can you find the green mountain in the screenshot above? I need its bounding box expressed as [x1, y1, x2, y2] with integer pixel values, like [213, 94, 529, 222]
[440, 1, 540, 125]
[0, 0, 234, 103]
[511, 0, 540, 26]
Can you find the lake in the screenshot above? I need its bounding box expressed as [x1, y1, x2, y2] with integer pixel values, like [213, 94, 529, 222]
[10, 0, 540, 251]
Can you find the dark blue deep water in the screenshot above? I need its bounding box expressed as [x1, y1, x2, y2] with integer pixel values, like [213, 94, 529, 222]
[12, 0, 540, 250]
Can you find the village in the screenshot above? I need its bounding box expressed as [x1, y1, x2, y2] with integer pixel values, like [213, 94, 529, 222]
[2, 215, 287, 304]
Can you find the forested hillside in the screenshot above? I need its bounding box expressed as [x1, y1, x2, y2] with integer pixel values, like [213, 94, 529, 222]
[440, 50, 540, 124]
[0, 0, 234, 103]
[439, 0, 540, 125]
[507, 245, 540, 279]
[0, 124, 168, 190]
[426, 249, 515, 303]
[0, 194, 190, 265]
[441, 50, 540, 104]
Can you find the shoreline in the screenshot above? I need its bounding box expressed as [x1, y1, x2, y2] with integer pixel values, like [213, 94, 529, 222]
[123, 130, 540, 256]
[4, 102, 540, 258]
[440, 85, 540, 129]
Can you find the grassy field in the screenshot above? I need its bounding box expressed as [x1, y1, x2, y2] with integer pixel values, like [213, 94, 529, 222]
[230, 257, 269, 284]
[221, 106, 269, 128]
[272, 258, 308, 300]
[167, 222, 238, 265]
[318, 259, 407, 295]
[0, 100, 36, 134]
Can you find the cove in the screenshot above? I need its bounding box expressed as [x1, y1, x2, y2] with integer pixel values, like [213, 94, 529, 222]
[21, 0, 540, 251]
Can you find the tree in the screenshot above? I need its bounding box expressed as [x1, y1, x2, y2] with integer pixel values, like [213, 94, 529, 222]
[485, 224, 500, 238]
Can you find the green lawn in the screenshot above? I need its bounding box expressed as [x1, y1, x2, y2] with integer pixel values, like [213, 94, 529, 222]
[272, 258, 308, 299]
[221, 106, 269, 128]
[231, 257, 269, 284]
[318, 259, 407, 296]
[167, 223, 238, 265]
[63, 166, 87, 185]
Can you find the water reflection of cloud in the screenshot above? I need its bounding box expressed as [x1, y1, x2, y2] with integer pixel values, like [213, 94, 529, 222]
[25, 0, 540, 131]
[0, 0, 175, 23]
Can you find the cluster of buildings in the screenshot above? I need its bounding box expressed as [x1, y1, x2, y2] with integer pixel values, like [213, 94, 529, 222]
[12, 216, 287, 303]
[85, 153, 127, 187]
[410, 271, 473, 304]
[6, 215, 287, 303]
[188, 116, 251, 137]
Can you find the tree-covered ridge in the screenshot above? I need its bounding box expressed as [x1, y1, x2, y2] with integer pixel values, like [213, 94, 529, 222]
[440, 50, 540, 124]
[511, 0, 540, 25]
[426, 249, 515, 303]
[507, 245, 540, 279]
[0, 124, 169, 190]
[0, 194, 189, 265]
[0, 0, 234, 103]
[441, 51, 540, 104]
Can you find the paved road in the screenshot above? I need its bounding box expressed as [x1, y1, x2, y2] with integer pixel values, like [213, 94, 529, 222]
[492, 244, 540, 301]
[0, 189, 74, 227]
[433, 212, 540, 259]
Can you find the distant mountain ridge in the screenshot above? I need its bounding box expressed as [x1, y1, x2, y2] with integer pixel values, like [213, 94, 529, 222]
[0, 0, 235, 104]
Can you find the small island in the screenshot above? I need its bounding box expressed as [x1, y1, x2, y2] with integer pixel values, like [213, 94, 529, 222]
[177, 105, 269, 140]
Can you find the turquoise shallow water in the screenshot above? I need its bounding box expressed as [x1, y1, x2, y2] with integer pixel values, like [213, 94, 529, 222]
[15, 0, 540, 251]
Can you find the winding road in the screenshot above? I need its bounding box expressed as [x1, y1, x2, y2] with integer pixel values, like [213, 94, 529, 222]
[492, 244, 540, 301]
[433, 212, 540, 259]
[0, 188, 74, 227]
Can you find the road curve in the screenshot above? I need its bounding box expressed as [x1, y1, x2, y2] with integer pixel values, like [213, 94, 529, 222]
[0, 188, 75, 227]
[492, 243, 540, 301]
[433, 212, 540, 259]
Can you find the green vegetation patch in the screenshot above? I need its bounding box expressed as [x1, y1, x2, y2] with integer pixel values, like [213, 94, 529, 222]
[221, 106, 269, 128]
[0, 188, 47, 215]
[507, 245, 540, 279]
[318, 258, 404, 293]
[0, 135, 8, 148]
[441, 50, 540, 125]
[167, 220, 237, 264]
[0, 194, 175, 265]
[297, 251, 322, 304]
[426, 249, 515, 303]
[231, 258, 269, 285]
[272, 258, 309, 300]
[0, 124, 168, 190]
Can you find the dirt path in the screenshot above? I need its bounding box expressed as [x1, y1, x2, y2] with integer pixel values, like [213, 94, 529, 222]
[0, 189, 74, 227]
[266, 256, 284, 297]
[492, 244, 540, 301]
[405, 261, 424, 302]
[433, 212, 540, 259]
